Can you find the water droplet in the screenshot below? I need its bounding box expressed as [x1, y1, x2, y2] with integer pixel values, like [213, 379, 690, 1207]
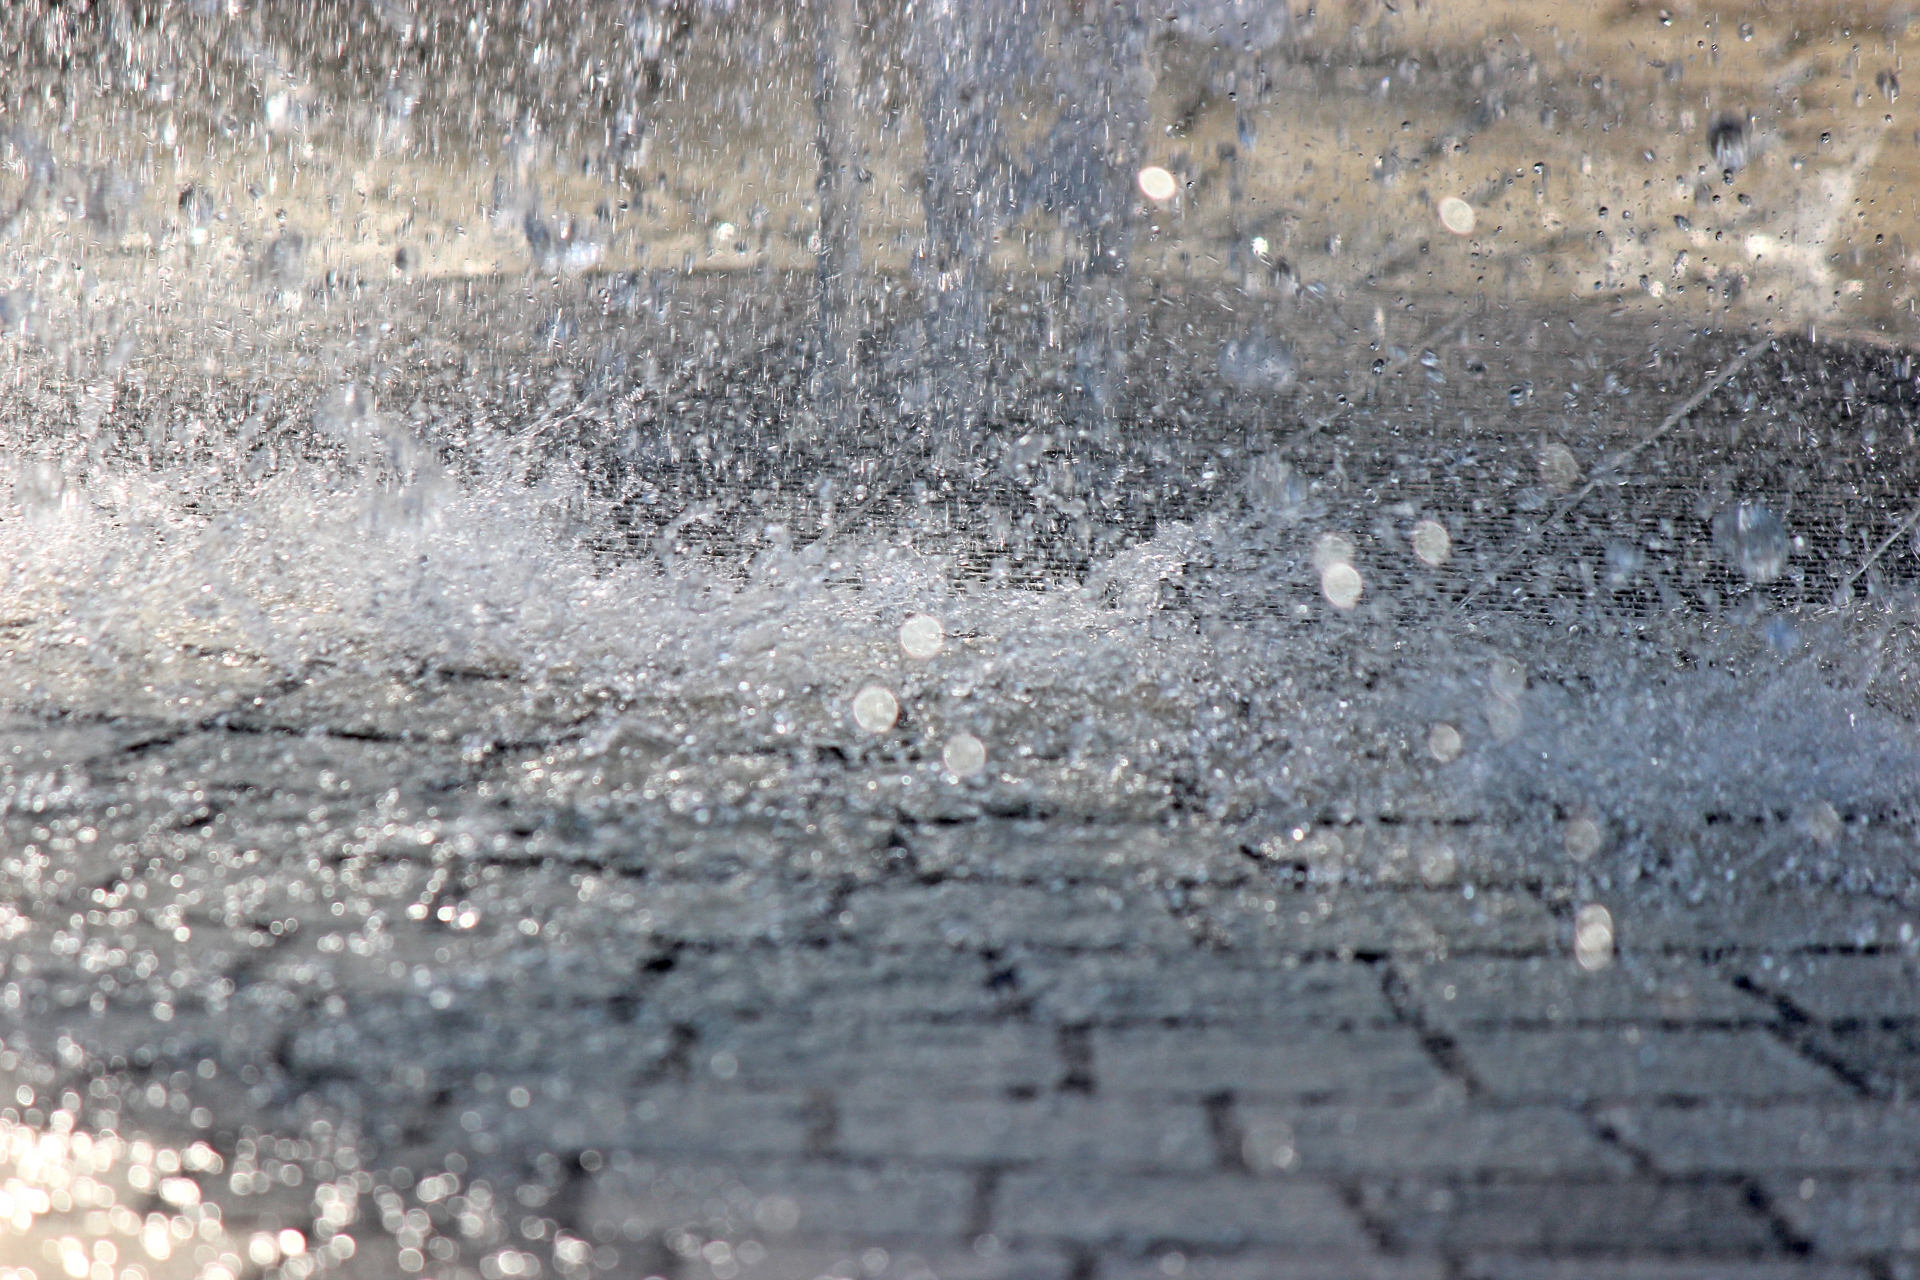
[1708, 116, 1750, 172]
[1487, 656, 1527, 741]
[257, 231, 308, 288]
[1793, 800, 1842, 848]
[1312, 533, 1355, 571]
[1538, 442, 1580, 492]
[900, 614, 945, 659]
[1711, 503, 1790, 583]
[1574, 904, 1614, 971]
[1411, 519, 1452, 566]
[1419, 844, 1458, 885]
[1137, 166, 1177, 202]
[1604, 541, 1644, 587]
[1172, 0, 1292, 46]
[1489, 656, 1527, 702]
[13, 454, 66, 513]
[943, 733, 986, 777]
[1427, 722, 1463, 763]
[1218, 330, 1297, 391]
[1239, 1120, 1295, 1172]
[852, 685, 899, 734]
[1564, 815, 1604, 860]
[1320, 562, 1363, 610]
[1437, 197, 1475, 236]
[178, 185, 216, 245]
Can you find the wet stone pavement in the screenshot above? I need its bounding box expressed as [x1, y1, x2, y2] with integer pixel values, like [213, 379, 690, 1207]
[0, 699, 1918, 1279]
[2, 266, 1920, 1276]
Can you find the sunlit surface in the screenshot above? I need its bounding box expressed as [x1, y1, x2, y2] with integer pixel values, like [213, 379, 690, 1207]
[2, 0, 1919, 1275]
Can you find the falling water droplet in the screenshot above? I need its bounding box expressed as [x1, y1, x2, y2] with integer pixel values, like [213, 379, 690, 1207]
[1487, 656, 1526, 741]
[852, 686, 899, 734]
[1312, 533, 1355, 571]
[1712, 503, 1790, 583]
[1437, 197, 1476, 236]
[1564, 815, 1604, 860]
[1218, 330, 1297, 391]
[1427, 723, 1463, 763]
[1419, 844, 1459, 886]
[900, 614, 945, 660]
[1137, 166, 1178, 202]
[1538, 443, 1580, 492]
[1708, 116, 1751, 172]
[1793, 800, 1842, 848]
[943, 733, 986, 777]
[1320, 562, 1363, 610]
[1574, 905, 1615, 971]
[1764, 616, 1802, 654]
[1411, 519, 1452, 566]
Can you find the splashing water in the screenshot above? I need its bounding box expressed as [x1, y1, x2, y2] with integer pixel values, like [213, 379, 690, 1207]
[1, 2, 1919, 1271]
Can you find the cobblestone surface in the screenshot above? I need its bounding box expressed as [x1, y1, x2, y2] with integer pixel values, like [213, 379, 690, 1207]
[1, 695, 1917, 1278]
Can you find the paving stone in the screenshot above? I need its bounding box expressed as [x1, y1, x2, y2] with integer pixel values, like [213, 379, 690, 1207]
[459, 870, 833, 950]
[1601, 1103, 1920, 1174]
[1807, 1024, 1920, 1094]
[1238, 820, 1538, 888]
[1010, 951, 1395, 1026]
[1202, 889, 1557, 957]
[608, 1086, 822, 1157]
[612, 880, 831, 946]
[837, 1096, 1214, 1170]
[1233, 1103, 1633, 1176]
[1733, 954, 1920, 1022]
[1605, 889, 1919, 956]
[1396, 957, 1764, 1029]
[727, 1243, 1074, 1280]
[1455, 1029, 1853, 1102]
[1463, 1260, 1872, 1280]
[249, 668, 596, 745]
[1356, 1180, 1777, 1254]
[1764, 1177, 1920, 1256]
[705, 1021, 1061, 1099]
[992, 1174, 1371, 1249]
[1096, 1027, 1449, 1101]
[0, 718, 171, 768]
[578, 1159, 977, 1242]
[1099, 1252, 1447, 1280]
[840, 883, 1194, 952]
[900, 821, 1247, 888]
[282, 995, 682, 1085]
[139, 731, 472, 805]
[648, 946, 1003, 1022]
